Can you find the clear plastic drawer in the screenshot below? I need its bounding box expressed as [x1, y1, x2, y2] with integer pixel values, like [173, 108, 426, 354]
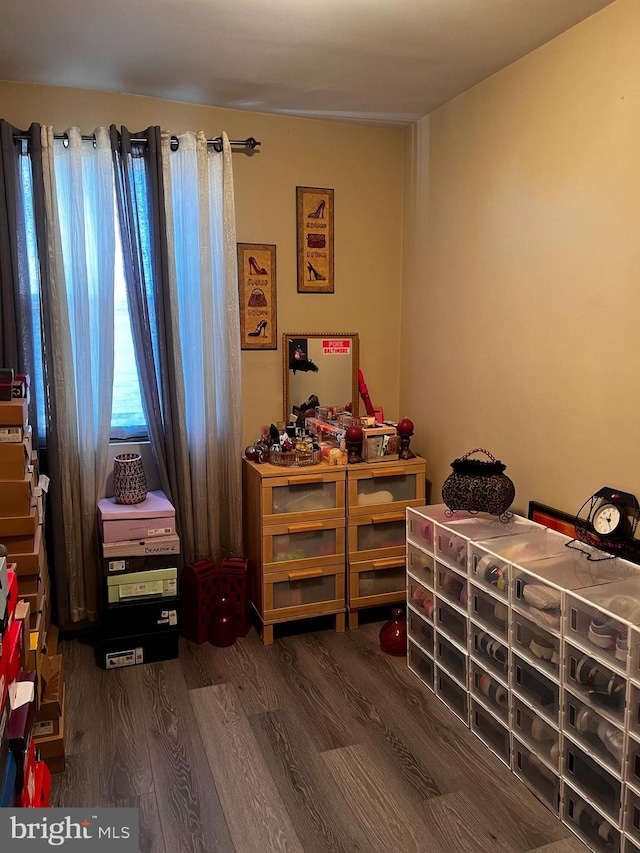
[627, 685, 640, 740]
[408, 576, 434, 622]
[625, 788, 640, 845]
[511, 610, 560, 680]
[435, 666, 468, 724]
[564, 785, 621, 853]
[511, 565, 563, 634]
[626, 734, 640, 789]
[470, 698, 510, 765]
[408, 638, 434, 690]
[406, 543, 435, 589]
[435, 598, 467, 647]
[469, 622, 508, 683]
[435, 632, 467, 687]
[512, 695, 559, 769]
[408, 609, 434, 655]
[564, 737, 622, 824]
[566, 577, 640, 674]
[469, 528, 568, 601]
[406, 505, 465, 553]
[470, 660, 509, 723]
[512, 737, 560, 814]
[564, 689, 624, 774]
[435, 561, 468, 611]
[625, 834, 640, 853]
[565, 641, 626, 726]
[470, 583, 509, 641]
[434, 514, 538, 572]
[511, 653, 560, 725]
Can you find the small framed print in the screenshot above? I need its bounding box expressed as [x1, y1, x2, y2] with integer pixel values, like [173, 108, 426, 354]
[296, 186, 334, 293]
[237, 243, 277, 350]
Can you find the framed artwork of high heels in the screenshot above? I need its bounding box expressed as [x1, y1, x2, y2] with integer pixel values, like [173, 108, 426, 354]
[296, 186, 334, 294]
[237, 243, 277, 349]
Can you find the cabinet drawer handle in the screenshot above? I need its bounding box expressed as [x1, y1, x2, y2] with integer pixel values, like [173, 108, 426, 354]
[287, 522, 325, 533]
[368, 467, 407, 478]
[287, 569, 325, 581]
[372, 558, 405, 569]
[287, 476, 324, 485]
[370, 512, 404, 524]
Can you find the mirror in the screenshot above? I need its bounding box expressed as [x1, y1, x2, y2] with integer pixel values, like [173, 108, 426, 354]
[283, 332, 359, 422]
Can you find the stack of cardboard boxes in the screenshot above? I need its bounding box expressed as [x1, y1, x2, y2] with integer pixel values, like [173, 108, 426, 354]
[97, 490, 181, 668]
[0, 387, 65, 785]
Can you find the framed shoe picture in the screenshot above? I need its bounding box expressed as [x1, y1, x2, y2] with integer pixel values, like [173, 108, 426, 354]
[237, 243, 277, 350]
[296, 186, 334, 293]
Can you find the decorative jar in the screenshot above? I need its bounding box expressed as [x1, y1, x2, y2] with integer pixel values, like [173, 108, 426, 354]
[112, 453, 148, 505]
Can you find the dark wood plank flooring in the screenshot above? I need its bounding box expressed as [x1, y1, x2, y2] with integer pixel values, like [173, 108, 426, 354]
[51, 622, 589, 853]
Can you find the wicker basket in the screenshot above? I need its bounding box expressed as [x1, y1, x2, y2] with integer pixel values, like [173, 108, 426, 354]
[268, 448, 323, 467]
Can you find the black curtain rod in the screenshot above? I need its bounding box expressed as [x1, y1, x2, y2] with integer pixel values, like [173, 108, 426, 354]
[14, 134, 261, 153]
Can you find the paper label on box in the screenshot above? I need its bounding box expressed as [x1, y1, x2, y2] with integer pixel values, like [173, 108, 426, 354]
[167, 579, 177, 595]
[106, 647, 144, 668]
[38, 473, 50, 493]
[108, 560, 126, 573]
[33, 719, 54, 737]
[148, 527, 172, 536]
[0, 427, 21, 442]
[144, 541, 179, 554]
[168, 610, 177, 626]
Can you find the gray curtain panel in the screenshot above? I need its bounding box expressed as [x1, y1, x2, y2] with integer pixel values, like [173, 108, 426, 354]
[110, 126, 188, 554]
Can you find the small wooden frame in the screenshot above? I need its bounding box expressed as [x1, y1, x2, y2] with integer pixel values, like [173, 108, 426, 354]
[296, 187, 334, 293]
[237, 243, 277, 349]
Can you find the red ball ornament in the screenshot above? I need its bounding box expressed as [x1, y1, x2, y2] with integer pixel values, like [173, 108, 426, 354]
[397, 418, 414, 436]
[345, 425, 364, 443]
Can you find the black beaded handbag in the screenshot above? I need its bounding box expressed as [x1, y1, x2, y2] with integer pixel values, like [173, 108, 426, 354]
[442, 448, 515, 519]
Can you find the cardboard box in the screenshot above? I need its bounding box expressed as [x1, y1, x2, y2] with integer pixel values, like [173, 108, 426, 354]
[102, 533, 180, 558]
[0, 398, 28, 427]
[0, 426, 24, 444]
[34, 657, 64, 739]
[43, 624, 58, 657]
[0, 502, 40, 539]
[14, 601, 30, 669]
[362, 426, 400, 463]
[0, 473, 33, 517]
[102, 552, 179, 576]
[0, 439, 29, 480]
[97, 628, 179, 669]
[9, 525, 44, 576]
[98, 490, 176, 543]
[106, 567, 178, 604]
[33, 689, 65, 774]
[102, 596, 180, 637]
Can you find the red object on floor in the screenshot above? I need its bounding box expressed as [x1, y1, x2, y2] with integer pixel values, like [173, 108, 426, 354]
[181, 557, 251, 645]
[34, 760, 52, 807]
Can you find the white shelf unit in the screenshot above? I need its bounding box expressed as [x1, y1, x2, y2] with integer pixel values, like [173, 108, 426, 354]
[406, 504, 640, 853]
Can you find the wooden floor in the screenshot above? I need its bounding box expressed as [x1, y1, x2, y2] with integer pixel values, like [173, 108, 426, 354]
[51, 619, 589, 853]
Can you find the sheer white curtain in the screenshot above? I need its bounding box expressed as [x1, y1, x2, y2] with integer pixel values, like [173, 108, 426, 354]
[163, 130, 243, 564]
[41, 126, 115, 620]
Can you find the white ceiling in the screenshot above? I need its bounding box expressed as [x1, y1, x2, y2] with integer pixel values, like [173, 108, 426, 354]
[0, 0, 615, 127]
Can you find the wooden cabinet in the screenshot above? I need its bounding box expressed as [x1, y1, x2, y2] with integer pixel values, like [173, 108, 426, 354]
[242, 459, 347, 644]
[242, 455, 426, 643]
[346, 457, 426, 629]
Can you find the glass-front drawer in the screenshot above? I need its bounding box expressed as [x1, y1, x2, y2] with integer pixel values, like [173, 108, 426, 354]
[435, 666, 468, 723]
[626, 734, 640, 789]
[564, 737, 622, 823]
[470, 622, 509, 684]
[349, 558, 405, 609]
[564, 785, 621, 853]
[435, 632, 467, 687]
[348, 461, 425, 516]
[565, 641, 626, 726]
[470, 583, 509, 641]
[511, 611, 560, 680]
[564, 689, 624, 774]
[625, 787, 640, 845]
[406, 543, 435, 589]
[408, 638, 434, 689]
[511, 654, 559, 725]
[348, 513, 406, 561]
[263, 566, 344, 620]
[435, 561, 468, 611]
[408, 609, 434, 654]
[566, 579, 640, 674]
[262, 469, 345, 524]
[435, 598, 467, 647]
[264, 518, 345, 573]
[512, 737, 560, 814]
[512, 695, 559, 768]
[470, 660, 508, 722]
[408, 576, 434, 621]
[470, 698, 509, 765]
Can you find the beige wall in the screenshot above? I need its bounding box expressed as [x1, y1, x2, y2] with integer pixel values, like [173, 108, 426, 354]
[0, 81, 404, 448]
[401, 0, 640, 517]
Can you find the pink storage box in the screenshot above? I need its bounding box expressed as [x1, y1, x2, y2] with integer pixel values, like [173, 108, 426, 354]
[98, 490, 176, 544]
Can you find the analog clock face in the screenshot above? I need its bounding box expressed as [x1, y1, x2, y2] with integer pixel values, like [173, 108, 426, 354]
[592, 503, 624, 536]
